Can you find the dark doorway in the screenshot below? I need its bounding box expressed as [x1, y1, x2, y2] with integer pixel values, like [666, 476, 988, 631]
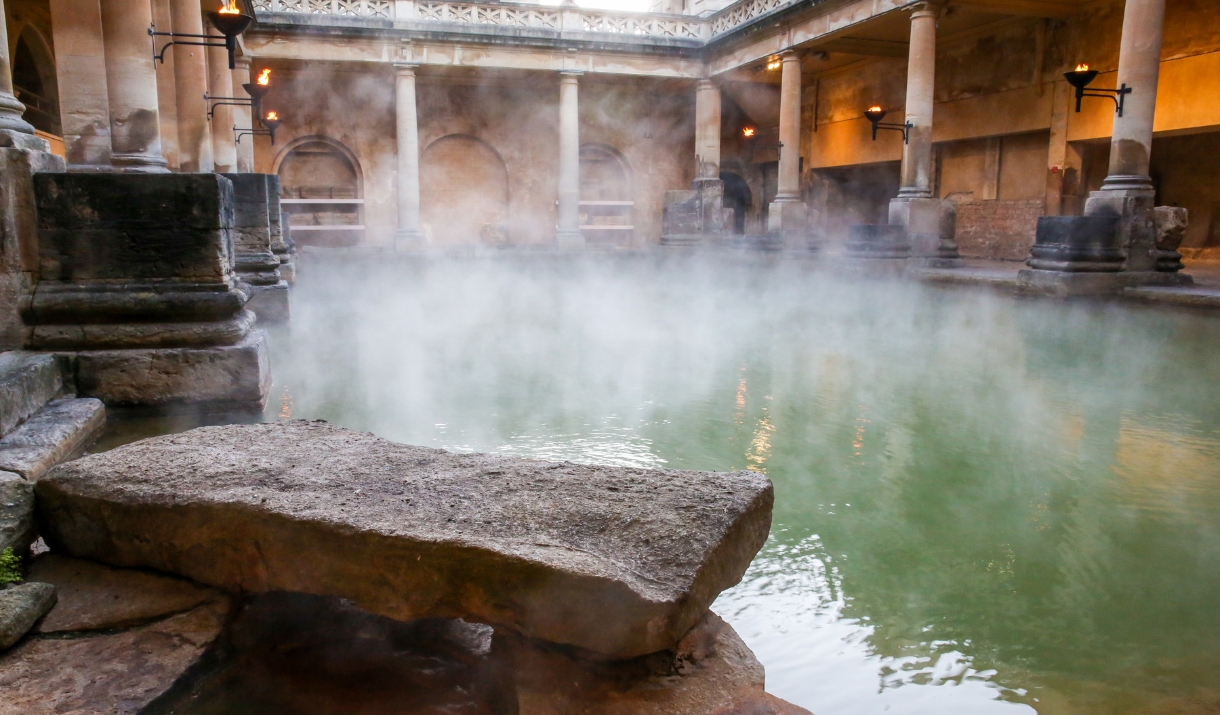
[721, 171, 752, 235]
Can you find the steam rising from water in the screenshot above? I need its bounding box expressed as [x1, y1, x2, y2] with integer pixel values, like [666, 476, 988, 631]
[268, 253, 1220, 715]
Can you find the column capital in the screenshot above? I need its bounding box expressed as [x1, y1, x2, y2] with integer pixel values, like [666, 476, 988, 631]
[779, 49, 802, 61]
[696, 78, 718, 91]
[907, 0, 946, 18]
[394, 62, 419, 75]
[559, 70, 583, 80]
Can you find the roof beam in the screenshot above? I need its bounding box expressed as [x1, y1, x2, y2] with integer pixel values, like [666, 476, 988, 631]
[815, 37, 909, 57]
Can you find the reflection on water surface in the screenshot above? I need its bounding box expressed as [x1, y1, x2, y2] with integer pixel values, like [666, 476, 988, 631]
[103, 255, 1220, 715]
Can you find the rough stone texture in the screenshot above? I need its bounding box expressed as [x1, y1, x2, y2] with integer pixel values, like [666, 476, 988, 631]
[36, 420, 774, 658]
[1154, 205, 1189, 272]
[0, 352, 62, 437]
[0, 582, 56, 650]
[0, 472, 34, 555]
[29, 554, 222, 634]
[0, 598, 229, 714]
[506, 611, 812, 715]
[953, 199, 1044, 261]
[0, 398, 105, 480]
[28, 308, 256, 351]
[72, 330, 271, 408]
[245, 282, 291, 323]
[0, 146, 64, 352]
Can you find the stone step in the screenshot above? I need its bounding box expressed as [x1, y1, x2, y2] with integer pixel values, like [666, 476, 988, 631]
[0, 398, 106, 480]
[0, 353, 63, 438]
[34, 420, 774, 659]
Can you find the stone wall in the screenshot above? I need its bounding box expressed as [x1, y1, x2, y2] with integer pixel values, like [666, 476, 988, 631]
[953, 199, 1045, 261]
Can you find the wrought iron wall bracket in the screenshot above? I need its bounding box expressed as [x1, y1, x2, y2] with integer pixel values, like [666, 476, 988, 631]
[1074, 83, 1132, 116]
[148, 26, 227, 65]
[870, 121, 912, 144]
[234, 126, 275, 145]
[206, 94, 254, 120]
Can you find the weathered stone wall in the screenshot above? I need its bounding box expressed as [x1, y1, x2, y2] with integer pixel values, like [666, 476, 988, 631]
[952, 199, 1045, 261]
[254, 69, 694, 247]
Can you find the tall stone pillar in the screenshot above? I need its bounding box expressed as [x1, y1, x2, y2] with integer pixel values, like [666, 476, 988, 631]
[695, 79, 720, 179]
[0, 0, 35, 136]
[395, 63, 424, 250]
[890, 0, 961, 267]
[232, 57, 255, 173]
[1081, 0, 1167, 272]
[171, 0, 213, 172]
[208, 40, 237, 173]
[555, 71, 583, 249]
[99, 0, 168, 172]
[766, 51, 807, 247]
[50, 0, 112, 167]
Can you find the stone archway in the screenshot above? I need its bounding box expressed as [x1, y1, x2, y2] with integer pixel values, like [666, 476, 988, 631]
[12, 26, 61, 136]
[420, 134, 509, 247]
[579, 144, 633, 246]
[274, 137, 364, 248]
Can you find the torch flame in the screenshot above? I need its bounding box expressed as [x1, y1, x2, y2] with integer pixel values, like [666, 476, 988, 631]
[1075, 63, 1090, 72]
[265, 111, 278, 121]
[742, 127, 755, 138]
[218, 0, 240, 13]
[868, 105, 883, 113]
[765, 59, 782, 71]
[257, 68, 271, 85]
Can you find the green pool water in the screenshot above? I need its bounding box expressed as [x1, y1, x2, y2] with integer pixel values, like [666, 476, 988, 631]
[125, 254, 1220, 714]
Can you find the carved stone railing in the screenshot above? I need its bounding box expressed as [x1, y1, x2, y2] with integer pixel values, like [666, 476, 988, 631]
[252, 0, 802, 40]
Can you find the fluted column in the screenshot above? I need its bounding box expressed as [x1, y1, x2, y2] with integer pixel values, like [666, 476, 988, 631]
[207, 39, 237, 172]
[1099, 0, 1164, 194]
[897, 0, 940, 199]
[0, 0, 34, 134]
[171, 0, 213, 171]
[99, 0, 168, 171]
[395, 63, 424, 250]
[555, 71, 583, 249]
[775, 51, 801, 202]
[232, 57, 255, 173]
[695, 79, 720, 179]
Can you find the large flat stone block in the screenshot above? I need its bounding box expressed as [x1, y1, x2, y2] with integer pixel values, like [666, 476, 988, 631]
[35, 420, 773, 658]
[0, 353, 62, 437]
[73, 330, 270, 408]
[0, 398, 105, 480]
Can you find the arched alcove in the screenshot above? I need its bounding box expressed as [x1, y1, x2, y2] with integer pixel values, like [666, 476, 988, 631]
[420, 134, 509, 247]
[12, 27, 60, 136]
[721, 171, 752, 235]
[274, 137, 364, 248]
[579, 144, 633, 246]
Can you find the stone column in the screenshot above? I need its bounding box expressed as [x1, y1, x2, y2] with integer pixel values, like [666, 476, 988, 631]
[555, 71, 583, 249]
[1081, 0, 1167, 273]
[50, 0, 111, 167]
[0, 0, 35, 136]
[766, 50, 806, 245]
[395, 63, 424, 250]
[694, 79, 720, 179]
[232, 57, 255, 173]
[171, 0, 213, 172]
[99, 0, 168, 171]
[889, 0, 961, 266]
[208, 40, 237, 173]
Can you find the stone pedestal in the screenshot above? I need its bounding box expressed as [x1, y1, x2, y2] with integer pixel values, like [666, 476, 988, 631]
[766, 200, 808, 249]
[660, 178, 724, 246]
[889, 197, 962, 267]
[844, 224, 911, 259]
[26, 173, 270, 408]
[0, 134, 62, 351]
[222, 173, 290, 324]
[1154, 206, 1188, 272]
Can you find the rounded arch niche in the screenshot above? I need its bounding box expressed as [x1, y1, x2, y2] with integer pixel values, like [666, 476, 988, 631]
[420, 134, 509, 247]
[12, 26, 61, 136]
[579, 144, 633, 246]
[274, 137, 364, 248]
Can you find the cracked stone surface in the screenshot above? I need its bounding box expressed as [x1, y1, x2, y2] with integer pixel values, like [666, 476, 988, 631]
[35, 420, 773, 658]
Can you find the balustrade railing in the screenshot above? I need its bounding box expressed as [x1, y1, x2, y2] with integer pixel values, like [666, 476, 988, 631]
[252, 0, 798, 39]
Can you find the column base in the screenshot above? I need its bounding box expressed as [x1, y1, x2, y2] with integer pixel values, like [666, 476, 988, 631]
[110, 152, 170, 174]
[766, 200, 807, 249]
[889, 197, 961, 264]
[555, 230, 585, 250]
[0, 94, 35, 135]
[0, 128, 48, 152]
[395, 229, 427, 252]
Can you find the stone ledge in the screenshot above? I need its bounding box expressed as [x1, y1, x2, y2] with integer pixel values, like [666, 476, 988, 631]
[0, 397, 104, 480]
[0, 353, 62, 437]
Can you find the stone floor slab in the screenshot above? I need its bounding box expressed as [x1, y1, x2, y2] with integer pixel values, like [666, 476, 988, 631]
[0, 397, 104, 480]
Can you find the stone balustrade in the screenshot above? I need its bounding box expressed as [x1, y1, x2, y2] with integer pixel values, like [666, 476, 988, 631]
[250, 0, 803, 41]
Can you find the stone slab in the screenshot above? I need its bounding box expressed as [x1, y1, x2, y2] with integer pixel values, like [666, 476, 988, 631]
[35, 420, 774, 658]
[0, 398, 105, 480]
[0, 472, 34, 554]
[1017, 268, 1193, 298]
[29, 554, 222, 634]
[0, 353, 62, 437]
[0, 582, 56, 650]
[0, 599, 229, 714]
[73, 330, 271, 408]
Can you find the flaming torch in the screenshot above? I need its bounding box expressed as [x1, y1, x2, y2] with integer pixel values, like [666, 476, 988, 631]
[742, 127, 755, 138]
[261, 110, 282, 144]
[1063, 62, 1130, 116]
[242, 68, 271, 117]
[863, 105, 911, 143]
[205, 0, 253, 70]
